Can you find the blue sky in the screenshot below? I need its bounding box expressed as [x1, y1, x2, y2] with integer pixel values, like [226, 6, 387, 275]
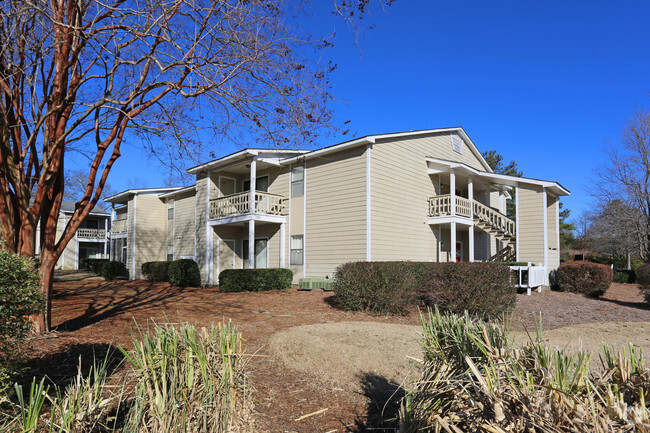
[81, 0, 650, 222]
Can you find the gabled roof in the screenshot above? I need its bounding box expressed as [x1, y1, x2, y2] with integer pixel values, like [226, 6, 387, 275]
[59, 201, 110, 216]
[158, 185, 196, 199]
[187, 149, 309, 174]
[104, 187, 183, 203]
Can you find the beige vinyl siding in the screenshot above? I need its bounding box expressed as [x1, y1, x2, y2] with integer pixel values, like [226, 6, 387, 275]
[134, 195, 167, 279]
[517, 185, 545, 265]
[127, 197, 135, 275]
[547, 193, 560, 270]
[408, 132, 488, 170]
[305, 146, 367, 277]
[174, 191, 196, 258]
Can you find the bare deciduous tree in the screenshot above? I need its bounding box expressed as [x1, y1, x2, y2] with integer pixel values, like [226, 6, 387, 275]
[593, 108, 650, 261]
[0, 0, 390, 332]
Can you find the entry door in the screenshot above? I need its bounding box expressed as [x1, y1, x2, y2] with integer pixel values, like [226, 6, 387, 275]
[219, 177, 236, 196]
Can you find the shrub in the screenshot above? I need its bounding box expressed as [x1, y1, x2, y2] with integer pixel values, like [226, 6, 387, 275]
[637, 263, 650, 304]
[168, 259, 201, 287]
[141, 261, 171, 282]
[101, 261, 127, 281]
[613, 269, 636, 284]
[332, 261, 421, 315]
[219, 268, 293, 292]
[79, 258, 109, 273]
[0, 250, 44, 390]
[555, 262, 612, 297]
[419, 262, 516, 318]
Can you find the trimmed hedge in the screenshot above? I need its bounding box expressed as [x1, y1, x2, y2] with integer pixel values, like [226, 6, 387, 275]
[419, 262, 516, 318]
[637, 264, 650, 304]
[102, 261, 128, 280]
[168, 259, 201, 287]
[79, 258, 110, 274]
[332, 261, 515, 317]
[613, 269, 636, 284]
[555, 262, 612, 297]
[332, 261, 423, 315]
[142, 261, 171, 282]
[219, 268, 293, 292]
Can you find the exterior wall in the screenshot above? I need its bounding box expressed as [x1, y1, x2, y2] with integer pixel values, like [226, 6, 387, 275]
[547, 193, 560, 270]
[133, 195, 167, 279]
[370, 131, 488, 262]
[173, 191, 197, 259]
[517, 185, 546, 265]
[305, 146, 367, 277]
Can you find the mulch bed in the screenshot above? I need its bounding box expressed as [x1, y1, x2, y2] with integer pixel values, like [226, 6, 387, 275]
[18, 281, 650, 432]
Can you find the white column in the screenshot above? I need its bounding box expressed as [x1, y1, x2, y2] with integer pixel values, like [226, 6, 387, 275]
[468, 177, 474, 262]
[449, 169, 456, 216]
[450, 222, 457, 263]
[248, 219, 255, 269]
[249, 157, 257, 214]
[515, 186, 520, 262]
[543, 187, 548, 268]
[280, 222, 286, 268]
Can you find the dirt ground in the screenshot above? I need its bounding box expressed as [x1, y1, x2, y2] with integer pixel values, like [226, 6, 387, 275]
[20, 277, 650, 432]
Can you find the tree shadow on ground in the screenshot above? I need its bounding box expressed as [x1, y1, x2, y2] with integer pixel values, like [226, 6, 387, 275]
[53, 281, 202, 332]
[348, 372, 405, 432]
[15, 342, 125, 391]
[595, 296, 650, 311]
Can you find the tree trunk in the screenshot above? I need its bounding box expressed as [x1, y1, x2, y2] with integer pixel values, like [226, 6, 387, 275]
[34, 253, 56, 333]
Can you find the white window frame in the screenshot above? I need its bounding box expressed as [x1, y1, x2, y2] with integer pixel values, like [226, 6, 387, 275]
[291, 166, 304, 197]
[290, 235, 303, 265]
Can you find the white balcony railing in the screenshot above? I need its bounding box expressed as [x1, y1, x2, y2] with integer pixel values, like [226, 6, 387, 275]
[112, 219, 128, 233]
[427, 195, 472, 218]
[210, 191, 286, 219]
[428, 194, 515, 237]
[77, 228, 106, 238]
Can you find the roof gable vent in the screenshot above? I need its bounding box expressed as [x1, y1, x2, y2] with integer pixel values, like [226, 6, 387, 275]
[451, 133, 463, 154]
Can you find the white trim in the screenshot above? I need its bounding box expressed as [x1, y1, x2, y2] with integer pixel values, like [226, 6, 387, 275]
[543, 187, 548, 268]
[556, 197, 561, 268]
[428, 215, 474, 226]
[132, 194, 137, 279]
[248, 220, 255, 269]
[187, 149, 308, 174]
[209, 213, 287, 226]
[106, 187, 182, 203]
[515, 187, 520, 262]
[61, 213, 66, 269]
[449, 169, 456, 216]
[280, 222, 286, 268]
[366, 143, 372, 261]
[75, 236, 79, 270]
[303, 160, 307, 278]
[158, 185, 196, 199]
[468, 177, 474, 262]
[451, 222, 457, 262]
[205, 179, 212, 285]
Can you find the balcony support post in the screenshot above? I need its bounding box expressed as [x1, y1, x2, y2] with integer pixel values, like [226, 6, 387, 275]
[468, 177, 474, 262]
[450, 169, 456, 216]
[280, 222, 286, 268]
[248, 219, 255, 269]
[250, 157, 257, 214]
[451, 221, 457, 262]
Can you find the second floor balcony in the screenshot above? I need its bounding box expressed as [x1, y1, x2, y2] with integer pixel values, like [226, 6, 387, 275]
[428, 194, 516, 238]
[77, 228, 107, 239]
[209, 191, 286, 219]
[112, 219, 128, 233]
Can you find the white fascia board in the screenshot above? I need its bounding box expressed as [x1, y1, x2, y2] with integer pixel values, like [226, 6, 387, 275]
[187, 149, 308, 174]
[158, 185, 196, 199]
[105, 187, 182, 203]
[424, 157, 570, 196]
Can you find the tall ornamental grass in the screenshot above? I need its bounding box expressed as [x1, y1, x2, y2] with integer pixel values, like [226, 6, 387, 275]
[401, 309, 650, 432]
[120, 321, 253, 433]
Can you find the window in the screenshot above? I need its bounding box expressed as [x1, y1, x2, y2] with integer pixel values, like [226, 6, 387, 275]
[167, 199, 174, 220]
[243, 176, 269, 192]
[291, 166, 304, 197]
[290, 235, 303, 265]
[167, 245, 174, 262]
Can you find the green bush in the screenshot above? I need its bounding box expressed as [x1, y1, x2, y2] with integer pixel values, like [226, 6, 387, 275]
[142, 261, 171, 282]
[591, 255, 645, 271]
[637, 264, 650, 304]
[79, 258, 110, 273]
[101, 261, 127, 281]
[168, 259, 201, 287]
[332, 261, 422, 315]
[0, 250, 44, 390]
[219, 268, 293, 292]
[419, 262, 516, 318]
[613, 269, 636, 284]
[555, 262, 612, 297]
